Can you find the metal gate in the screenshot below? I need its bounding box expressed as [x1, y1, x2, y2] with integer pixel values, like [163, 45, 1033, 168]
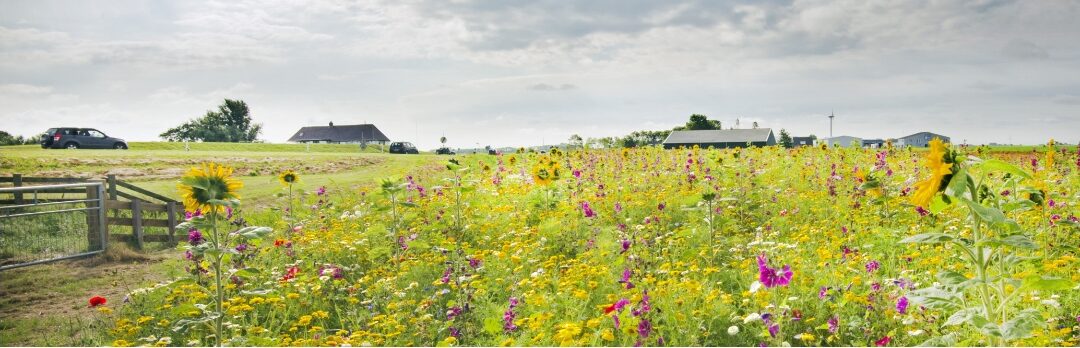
[0, 182, 107, 270]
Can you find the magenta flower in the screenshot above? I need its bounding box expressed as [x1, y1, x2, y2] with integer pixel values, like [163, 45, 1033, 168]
[316, 186, 326, 195]
[866, 260, 880, 273]
[581, 201, 596, 218]
[757, 253, 793, 288]
[637, 319, 652, 338]
[915, 206, 929, 216]
[896, 296, 908, 314]
[619, 268, 635, 289]
[620, 239, 631, 253]
[819, 286, 829, 300]
[503, 297, 519, 332]
[657, 202, 665, 211]
[828, 316, 839, 333]
[874, 336, 891, 346]
[187, 229, 203, 246]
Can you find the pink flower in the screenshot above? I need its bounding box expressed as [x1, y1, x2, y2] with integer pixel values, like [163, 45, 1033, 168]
[874, 336, 891, 346]
[757, 253, 793, 288]
[896, 296, 908, 314]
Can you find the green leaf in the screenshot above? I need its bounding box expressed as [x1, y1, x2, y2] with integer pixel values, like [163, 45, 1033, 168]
[981, 234, 1037, 250]
[929, 195, 949, 214]
[483, 317, 501, 334]
[399, 202, 418, 208]
[945, 168, 969, 199]
[977, 159, 1033, 179]
[1001, 309, 1042, 340]
[918, 333, 958, 347]
[899, 233, 955, 244]
[944, 307, 981, 326]
[1021, 276, 1073, 291]
[233, 267, 261, 278]
[859, 180, 881, 190]
[235, 226, 273, 239]
[937, 271, 971, 288]
[959, 197, 1007, 225]
[908, 287, 961, 310]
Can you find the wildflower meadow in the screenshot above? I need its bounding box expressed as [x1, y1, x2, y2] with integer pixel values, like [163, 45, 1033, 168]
[102, 142, 1078, 347]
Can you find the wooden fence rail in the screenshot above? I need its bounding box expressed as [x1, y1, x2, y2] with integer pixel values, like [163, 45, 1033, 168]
[3, 174, 180, 250]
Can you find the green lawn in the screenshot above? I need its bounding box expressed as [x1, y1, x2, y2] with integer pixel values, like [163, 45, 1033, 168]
[1, 142, 440, 206]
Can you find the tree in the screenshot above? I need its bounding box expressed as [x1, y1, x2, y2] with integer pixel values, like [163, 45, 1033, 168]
[0, 130, 36, 146]
[683, 114, 722, 130]
[778, 129, 793, 148]
[160, 99, 262, 142]
[752, 121, 759, 129]
[568, 134, 583, 149]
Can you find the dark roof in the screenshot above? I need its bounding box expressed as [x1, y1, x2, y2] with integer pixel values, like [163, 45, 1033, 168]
[287, 124, 390, 143]
[898, 131, 948, 140]
[663, 128, 774, 144]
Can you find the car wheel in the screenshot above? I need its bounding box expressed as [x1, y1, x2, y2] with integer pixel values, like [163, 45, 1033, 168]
[114, 143, 128, 150]
[65, 142, 79, 149]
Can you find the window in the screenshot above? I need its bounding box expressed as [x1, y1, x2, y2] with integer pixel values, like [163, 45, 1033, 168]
[88, 130, 106, 138]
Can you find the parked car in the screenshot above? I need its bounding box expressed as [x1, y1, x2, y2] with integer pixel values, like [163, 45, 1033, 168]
[389, 142, 419, 154]
[40, 127, 128, 149]
[435, 147, 455, 155]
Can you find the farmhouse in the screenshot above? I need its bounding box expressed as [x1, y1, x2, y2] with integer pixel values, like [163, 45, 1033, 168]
[792, 136, 815, 147]
[895, 131, 950, 148]
[825, 135, 863, 148]
[662, 128, 776, 149]
[287, 122, 390, 145]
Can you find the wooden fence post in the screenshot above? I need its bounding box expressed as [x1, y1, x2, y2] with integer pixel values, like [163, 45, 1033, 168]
[86, 185, 101, 249]
[13, 174, 22, 204]
[166, 202, 177, 244]
[107, 175, 118, 201]
[131, 199, 144, 250]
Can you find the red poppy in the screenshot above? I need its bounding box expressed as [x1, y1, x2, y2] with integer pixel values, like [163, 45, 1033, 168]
[281, 266, 299, 281]
[89, 296, 107, 307]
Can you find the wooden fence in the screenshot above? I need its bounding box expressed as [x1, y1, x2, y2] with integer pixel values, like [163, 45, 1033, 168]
[2, 174, 179, 249]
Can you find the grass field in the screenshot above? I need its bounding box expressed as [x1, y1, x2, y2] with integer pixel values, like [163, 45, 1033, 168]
[0, 142, 442, 345]
[1, 142, 440, 206]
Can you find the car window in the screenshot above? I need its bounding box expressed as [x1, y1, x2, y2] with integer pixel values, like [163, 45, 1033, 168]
[88, 130, 106, 138]
[46, 128, 57, 135]
[77, 129, 90, 136]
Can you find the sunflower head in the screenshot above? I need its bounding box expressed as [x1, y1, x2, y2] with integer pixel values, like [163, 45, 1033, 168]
[910, 138, 954, 208]
[621, 148, 630, 159]
[508, 155, 517, 166]
[178, 162, 243, 213]
[278, 170, 300, 186]
[531, 155, 561, 186]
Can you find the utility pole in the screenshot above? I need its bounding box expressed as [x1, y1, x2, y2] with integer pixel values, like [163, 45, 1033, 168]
[828, 110, 835, 138]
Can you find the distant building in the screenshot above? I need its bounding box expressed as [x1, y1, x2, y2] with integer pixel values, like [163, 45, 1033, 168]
[825, 135, 863, 148]
[792, 136, 815, 147]
[896, 132, 950, 148]
[862, 139, 885, 148]
[287, 122, 390, 145]
[662, 129, 776, 149]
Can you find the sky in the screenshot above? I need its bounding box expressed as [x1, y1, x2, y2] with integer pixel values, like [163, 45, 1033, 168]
[1, 0, 1078, 150]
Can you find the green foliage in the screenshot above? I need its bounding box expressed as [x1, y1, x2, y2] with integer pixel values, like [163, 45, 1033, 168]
[0, 130, 38, 146]
[778, 129, 793, 148]
[160, 99, 262, 142]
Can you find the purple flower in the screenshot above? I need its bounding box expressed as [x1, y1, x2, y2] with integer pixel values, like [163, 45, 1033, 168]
[449, 327, 461, 338]
[581, 201, 596, 218]
[757, 253, 793, 288]
[828, 316, 839, 333]
[188, 229, 203, 246]
[866, 260, 880, 273]
[503, 297, 519, 332]
[440, 267, 452, 284]
[819, 286, 829, 300]
[619, 268, 634, 289]
[469, 257, 482, 269]
[612, 314, 621, 329]
[614, 202, 623, 213]
[317, 186, 326, 196]
[620, 239, 631, 253]
[767, 324, 779, 338]
[875, 336, 891, 347]
[657, 203, 665, 211]
[915, 206, 929, 216]
[896, 296, 909, 314]
[234, 243, 248, 253]
[871, 282, 881, 291]
[637, 319, 652, 338]
[446, 306, 463, 320]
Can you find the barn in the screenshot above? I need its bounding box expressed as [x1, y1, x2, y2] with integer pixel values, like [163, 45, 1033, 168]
[662, 129, 776, 149]
[287, 122, 390, 145]
[895, 132, 950, 148]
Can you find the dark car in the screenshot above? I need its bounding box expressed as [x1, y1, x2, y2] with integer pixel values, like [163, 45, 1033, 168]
[435, 147, 455, 155]
[389, 142, 419, 154]
[40, 127, 128, 149]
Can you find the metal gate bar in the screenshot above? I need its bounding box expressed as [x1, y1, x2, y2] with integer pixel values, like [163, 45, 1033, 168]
[0, 182, 107, 271]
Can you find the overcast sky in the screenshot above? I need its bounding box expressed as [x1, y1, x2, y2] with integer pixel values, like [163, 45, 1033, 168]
[1, 0, 1078, 149]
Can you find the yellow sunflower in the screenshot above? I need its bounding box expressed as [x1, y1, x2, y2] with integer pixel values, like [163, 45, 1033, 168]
[1045, 138, 1055, 169]
[910, 138, 952, 207]
[508, 155, 517, 166]
[531, 156, 560, 186]
[178, 162, 243, 213]
[278, 170, 300, 186]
